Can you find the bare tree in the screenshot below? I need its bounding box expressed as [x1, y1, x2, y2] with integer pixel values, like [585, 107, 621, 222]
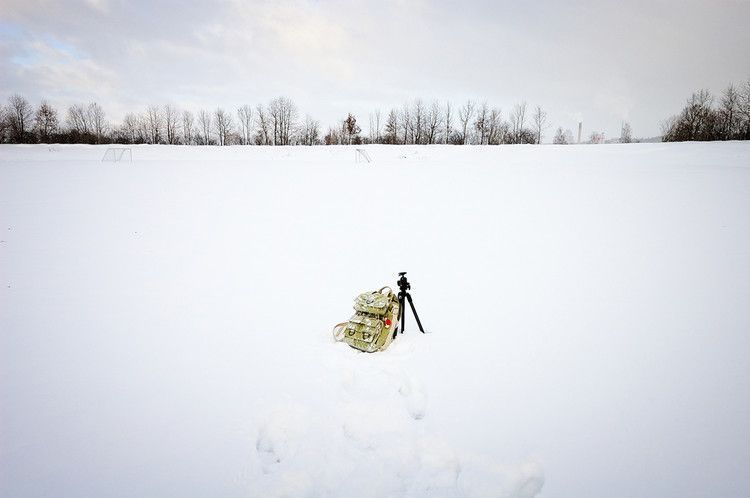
[487, 107, 503, 145]
[145, 105, 163, 144]
[162, 104, 180, 144]
[368, 112, 376, 143]
[663, 89, 715, 141]
[474, 101, 488, 144]
[444, 101, 453, 144]
[458, 100, 475, 145]
[741, 78, 750, 140]
[719, 84, 741, 140]
[198, 109, 212, 145]
[412, 99, 425, 144]
[368, 110, 382, 144]
[237, 105, 254, 145]
[7, 94, 33, 142]
[532, 106, 547, 144]
[66, 104, 90, 135]
[255, 104, 271, 145]
[34, 101, 58, 142]
[509, 102, 528, 144]
[565, 129, 575, 144]
[660, 82, 750, 141]
[324, 126, 341, 145]
[137, 113, 149, 143]
[400, 103, 411, 144]
[267, 97, 297, 145]
[374, 109, 381, 143]
[181, 110, 195, 145]
[300, 115, 320, 145]
[685, 90, 714, 140]
[280, 98, 298, 145]
[88, 103, 107, 143]
[660, 115, 676, 140]
[553, 127, 567, 144]
[423, 101, 441, 144]
[620, 122, 632, 143]
[553, 127, 575, 144]
[384, 109, 399, 144]
[0, 105, 9, 142]
[268, 99, 281, 145]
[121, 113, 140, 143]
[214, 108, 233, 146]
[340, 120, 348, 146]
[64, 101, 105, 142]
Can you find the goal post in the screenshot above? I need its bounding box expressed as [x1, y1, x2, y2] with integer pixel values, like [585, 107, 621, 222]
[355, 148, 371, 163]
[102, 147, 132, 163]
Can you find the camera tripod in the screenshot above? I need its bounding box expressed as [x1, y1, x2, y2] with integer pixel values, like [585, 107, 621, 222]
[396, 272, 425, 335]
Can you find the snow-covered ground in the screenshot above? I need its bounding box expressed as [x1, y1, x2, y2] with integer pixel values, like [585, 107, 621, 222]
[1, 143, 749, 498]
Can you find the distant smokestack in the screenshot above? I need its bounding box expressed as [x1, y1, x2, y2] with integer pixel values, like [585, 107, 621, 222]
[578, 122, 582, 144]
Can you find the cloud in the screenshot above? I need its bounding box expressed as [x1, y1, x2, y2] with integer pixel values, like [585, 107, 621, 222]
[1, 0, 749, 136]
[1, 33, 118, 108]
[84, 0, 109, 13]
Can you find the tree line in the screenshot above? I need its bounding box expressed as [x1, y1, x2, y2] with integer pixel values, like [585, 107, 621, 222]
[7, 82, 750, 146]
[0, 95, 318, 146]
[0, 94, 558, 146]
[662, 79, 750, 142]
[0, 92, 669, 146]
[326, 100, 552, 145]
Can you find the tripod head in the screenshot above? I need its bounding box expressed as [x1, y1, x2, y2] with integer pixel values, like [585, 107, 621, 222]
[397, 271, 411, 296]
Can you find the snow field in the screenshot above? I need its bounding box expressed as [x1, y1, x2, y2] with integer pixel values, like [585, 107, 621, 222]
[1, 143, 749, 498]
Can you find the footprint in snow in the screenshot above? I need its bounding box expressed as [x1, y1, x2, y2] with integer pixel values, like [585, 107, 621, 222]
[399, 375, 428, 420]
[254, 404, 310, 474]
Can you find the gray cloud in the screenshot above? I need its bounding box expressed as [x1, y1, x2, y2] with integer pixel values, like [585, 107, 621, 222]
[1, 0, 749, 137]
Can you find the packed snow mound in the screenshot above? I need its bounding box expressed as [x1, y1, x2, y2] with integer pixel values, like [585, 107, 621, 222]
[1, 143, 749, 498]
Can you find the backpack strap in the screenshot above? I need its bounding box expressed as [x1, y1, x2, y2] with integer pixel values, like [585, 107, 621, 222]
[332, 322, 348, 341]
[378, 286, 394, 297]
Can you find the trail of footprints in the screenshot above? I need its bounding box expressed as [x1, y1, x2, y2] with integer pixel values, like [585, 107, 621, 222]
[251, 346, 463, 496]
[251, 344, 544, 497]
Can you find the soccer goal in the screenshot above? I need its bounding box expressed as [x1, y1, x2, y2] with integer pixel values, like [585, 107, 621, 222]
[355, 148, 372, 164]
[102, 147, 132, 163]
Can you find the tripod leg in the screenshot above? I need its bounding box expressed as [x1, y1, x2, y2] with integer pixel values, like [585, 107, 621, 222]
[399, 295, 406, 334]
[405, 293, 425, 333]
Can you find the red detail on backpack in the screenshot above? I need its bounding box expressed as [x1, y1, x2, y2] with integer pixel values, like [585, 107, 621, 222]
[385, 319, 392, 326]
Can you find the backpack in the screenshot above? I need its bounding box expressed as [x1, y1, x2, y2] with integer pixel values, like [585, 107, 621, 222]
[332, 286, 400, 353]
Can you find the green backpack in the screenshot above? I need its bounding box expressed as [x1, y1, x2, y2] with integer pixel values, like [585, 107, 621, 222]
[333, 286, 401, 353]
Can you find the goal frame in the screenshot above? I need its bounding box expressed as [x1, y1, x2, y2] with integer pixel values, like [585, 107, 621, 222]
[101, 147, 133, 163]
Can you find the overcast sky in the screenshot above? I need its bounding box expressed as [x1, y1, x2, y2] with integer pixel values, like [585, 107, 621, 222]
[1, 0, 749, 139]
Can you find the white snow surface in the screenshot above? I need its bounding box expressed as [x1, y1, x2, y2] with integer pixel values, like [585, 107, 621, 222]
[1, 143, 749, 498]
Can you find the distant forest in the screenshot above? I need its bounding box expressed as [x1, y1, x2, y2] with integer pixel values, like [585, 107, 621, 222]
[1, 79, 749, 146]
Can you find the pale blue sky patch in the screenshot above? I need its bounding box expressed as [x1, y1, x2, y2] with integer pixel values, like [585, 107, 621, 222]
[45, 36, 84, 60]
[9, 34, 84, 67]
[0, 21, 25, 38]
